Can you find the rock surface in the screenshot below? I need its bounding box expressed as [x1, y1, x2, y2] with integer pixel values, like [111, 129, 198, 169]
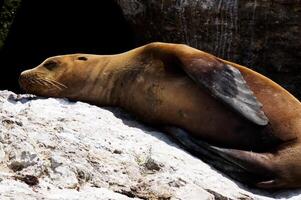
[114, 0, 301, 99]
[1, 90, 301, 199]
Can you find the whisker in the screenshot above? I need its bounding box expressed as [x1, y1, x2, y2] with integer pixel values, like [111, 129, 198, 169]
[38, 78, 67, 91]
[37, 78, 52, 86]
[43, 78, 67, 89]
[36, 79, 49, 87]
[30, 79, 39, 85]
[22, 73, 68, 92]
[38, 78, 61, 90]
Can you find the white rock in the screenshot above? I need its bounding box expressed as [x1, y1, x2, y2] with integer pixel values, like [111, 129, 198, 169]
[0, 90, 301, 199]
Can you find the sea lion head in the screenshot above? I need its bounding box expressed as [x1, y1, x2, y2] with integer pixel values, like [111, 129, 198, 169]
[19, 54, 97, 98]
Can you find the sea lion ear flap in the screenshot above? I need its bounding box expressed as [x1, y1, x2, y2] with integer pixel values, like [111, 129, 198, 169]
[180, 56, 268, 126]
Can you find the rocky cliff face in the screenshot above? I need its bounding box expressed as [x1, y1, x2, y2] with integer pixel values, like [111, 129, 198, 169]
[1, 90, 301, 199]
[115, 0, 301, 98]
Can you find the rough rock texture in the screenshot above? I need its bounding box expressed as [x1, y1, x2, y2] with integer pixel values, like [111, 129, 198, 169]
[114, 0, 301, 99]
[1, 90, 301, 199]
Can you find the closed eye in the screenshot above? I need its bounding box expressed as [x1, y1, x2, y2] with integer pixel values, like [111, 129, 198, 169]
[43, 60, 57, 69]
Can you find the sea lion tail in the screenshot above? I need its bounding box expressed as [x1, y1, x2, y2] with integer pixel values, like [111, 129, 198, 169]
[164, 127, 277, 187]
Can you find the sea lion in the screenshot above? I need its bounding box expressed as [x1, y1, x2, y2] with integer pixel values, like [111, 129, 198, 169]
[19, 42, 301, 189]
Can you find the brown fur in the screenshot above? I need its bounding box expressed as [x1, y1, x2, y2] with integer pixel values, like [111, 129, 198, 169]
[19, 42, 301, 189]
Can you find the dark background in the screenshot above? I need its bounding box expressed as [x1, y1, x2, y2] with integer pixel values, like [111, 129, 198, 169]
[0, 0, 136, 92]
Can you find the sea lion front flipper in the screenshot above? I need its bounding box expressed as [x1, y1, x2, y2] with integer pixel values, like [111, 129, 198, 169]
[164, 127, 277, 187]
[256, 179, 283, 189]
[144, 42, 268, 125]
[180, 56, 268, 126]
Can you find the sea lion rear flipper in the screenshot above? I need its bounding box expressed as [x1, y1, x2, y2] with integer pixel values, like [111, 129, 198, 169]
[179, 56, 268, 126]
[164, 127, 276, 187]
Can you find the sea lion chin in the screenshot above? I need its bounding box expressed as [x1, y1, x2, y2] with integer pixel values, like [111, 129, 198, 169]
[19, 42, 301, 189]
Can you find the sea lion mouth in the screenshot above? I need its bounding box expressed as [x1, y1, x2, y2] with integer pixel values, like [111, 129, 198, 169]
[19, 71, 67, 95]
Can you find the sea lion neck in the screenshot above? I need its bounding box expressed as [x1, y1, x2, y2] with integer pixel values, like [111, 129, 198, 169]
[64, 54, 133, 107]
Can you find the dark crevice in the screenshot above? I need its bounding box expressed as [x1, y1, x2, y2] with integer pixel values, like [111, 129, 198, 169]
[0, 0, 135, 92]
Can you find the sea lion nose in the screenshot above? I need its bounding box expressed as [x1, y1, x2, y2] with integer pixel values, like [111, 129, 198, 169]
[19, 69, 32, 79]
[19, 70, 30, 88]
[19, 70, 26, 81]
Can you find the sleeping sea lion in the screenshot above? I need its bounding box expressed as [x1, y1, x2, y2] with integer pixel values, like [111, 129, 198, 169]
[19, 42, 301, 189]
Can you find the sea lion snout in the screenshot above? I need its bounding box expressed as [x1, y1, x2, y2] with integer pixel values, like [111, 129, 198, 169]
[19, 66, 67, 97]
[19, 69, 33, 91]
